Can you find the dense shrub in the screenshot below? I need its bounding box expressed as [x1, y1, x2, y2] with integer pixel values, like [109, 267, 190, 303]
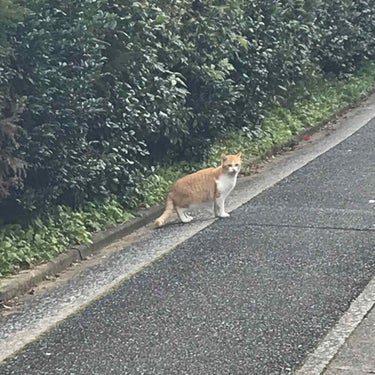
[313, 0, 375, 74]
[101, 1, 192, 162]
[232, 0, 316, 132]
[0, 0, 27, 202]
[3, 60, 375, 276]
[9, 1, 151, 215]
[0, 0, 375, 224]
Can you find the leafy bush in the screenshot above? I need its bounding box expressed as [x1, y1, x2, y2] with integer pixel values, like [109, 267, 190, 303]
[0, 0, 375, 224]
[100, 1, 192, 162]
[0, 0, 27, 201]
[1, 60, 375, 276]
[313, 0, 375, 74]
[7, 1, 151, 216]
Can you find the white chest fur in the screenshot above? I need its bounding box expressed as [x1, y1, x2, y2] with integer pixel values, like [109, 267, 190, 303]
[216, 172, 238, 198]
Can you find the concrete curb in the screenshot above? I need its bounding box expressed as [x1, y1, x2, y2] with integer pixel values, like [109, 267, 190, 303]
[0, 205, 163, 303]
[0, 91, 373, 303]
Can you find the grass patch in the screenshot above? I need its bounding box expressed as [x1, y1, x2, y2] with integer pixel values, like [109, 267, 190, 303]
[1, 61, 375, 277]
[0, 197, 132, 276]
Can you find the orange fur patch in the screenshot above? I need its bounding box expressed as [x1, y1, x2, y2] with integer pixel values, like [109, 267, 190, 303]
[154, 153, 241, 226]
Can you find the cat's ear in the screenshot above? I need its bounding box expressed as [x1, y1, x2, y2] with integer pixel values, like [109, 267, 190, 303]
[236, 152, 242, 158]
[221, 154, 227, 162]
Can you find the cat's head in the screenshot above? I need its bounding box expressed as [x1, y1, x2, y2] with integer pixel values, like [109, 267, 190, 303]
[221, 152, 242, 174]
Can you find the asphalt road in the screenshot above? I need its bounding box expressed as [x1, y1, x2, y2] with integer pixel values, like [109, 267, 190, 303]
[0, 120, 374, 375]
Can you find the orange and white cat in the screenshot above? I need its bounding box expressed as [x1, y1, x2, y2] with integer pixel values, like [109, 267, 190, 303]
[154, 153, 241, 227]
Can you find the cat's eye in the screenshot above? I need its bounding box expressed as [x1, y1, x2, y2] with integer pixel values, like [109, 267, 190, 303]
[234, 164, 239, 167]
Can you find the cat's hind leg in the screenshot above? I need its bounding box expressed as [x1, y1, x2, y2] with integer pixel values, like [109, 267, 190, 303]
[176, 207, 193, 223]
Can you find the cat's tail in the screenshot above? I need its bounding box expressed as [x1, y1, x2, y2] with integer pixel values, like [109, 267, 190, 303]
[154, 194, 174, 227]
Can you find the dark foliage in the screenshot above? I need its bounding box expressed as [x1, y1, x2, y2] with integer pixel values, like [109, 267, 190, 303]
[313, 0, 375, 74]
[0, 0, 27, 202]
[0, 0, 375, 223]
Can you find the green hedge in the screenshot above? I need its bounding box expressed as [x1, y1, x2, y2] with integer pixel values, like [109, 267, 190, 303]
[2, 61, 375, 276]
[0, 0, 27, 200]
[0, 0, 375, 224]
[313, 0, 375, 74]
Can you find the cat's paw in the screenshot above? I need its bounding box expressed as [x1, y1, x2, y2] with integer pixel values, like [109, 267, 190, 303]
[218, 212, 230, 218]
[181, 216, 193, 223]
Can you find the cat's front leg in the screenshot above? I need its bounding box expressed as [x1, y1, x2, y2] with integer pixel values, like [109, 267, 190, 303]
[215, 197, 230, 218]
[213, 200, 220, 217]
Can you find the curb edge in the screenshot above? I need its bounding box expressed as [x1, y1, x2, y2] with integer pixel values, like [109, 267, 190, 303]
[0, 205, 163, 302]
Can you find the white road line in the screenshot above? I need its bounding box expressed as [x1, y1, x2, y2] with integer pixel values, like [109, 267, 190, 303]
[295, 276, 375, 375]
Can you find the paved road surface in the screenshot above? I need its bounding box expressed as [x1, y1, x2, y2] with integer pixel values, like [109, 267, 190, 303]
[0, 119, 374, 374]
